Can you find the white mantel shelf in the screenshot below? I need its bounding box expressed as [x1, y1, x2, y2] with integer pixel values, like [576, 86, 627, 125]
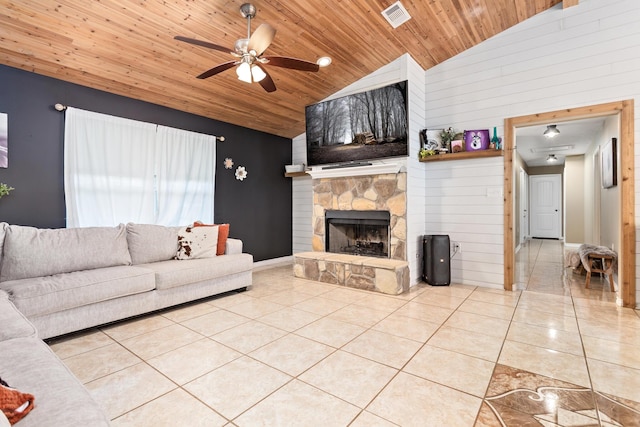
[306, 163, 405, 179]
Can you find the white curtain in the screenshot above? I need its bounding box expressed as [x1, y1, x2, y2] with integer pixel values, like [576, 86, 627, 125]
[64, 108, 216, 227]
[154, 125, 215, 226]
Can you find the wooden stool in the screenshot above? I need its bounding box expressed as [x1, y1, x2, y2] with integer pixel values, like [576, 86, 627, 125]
[585, 253, 615, 291]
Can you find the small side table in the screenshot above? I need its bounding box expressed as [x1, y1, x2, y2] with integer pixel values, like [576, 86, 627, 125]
[585, 253, 615, 291]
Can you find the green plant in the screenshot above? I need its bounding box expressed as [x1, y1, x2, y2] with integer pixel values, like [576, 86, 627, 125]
[0, 182, 14, 198]
[419, 148, 435, 159]
[440, 127, 457, 145]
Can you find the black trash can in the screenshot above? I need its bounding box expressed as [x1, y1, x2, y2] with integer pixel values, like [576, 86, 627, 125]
[422, 235, 451, 286]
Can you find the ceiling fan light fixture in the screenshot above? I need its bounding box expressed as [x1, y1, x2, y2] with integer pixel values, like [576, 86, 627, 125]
[544, 124, 560, 138]
[547, 154, 558, 163]
[236, 62, 252, 83]
[250, 64, 266, 82]
[176, 2, 320, 92]
[316, 56, 332, 67]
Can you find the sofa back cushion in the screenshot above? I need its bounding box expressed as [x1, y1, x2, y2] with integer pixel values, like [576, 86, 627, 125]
[126, 223, 180, 265]
[0, 224, 131, 282]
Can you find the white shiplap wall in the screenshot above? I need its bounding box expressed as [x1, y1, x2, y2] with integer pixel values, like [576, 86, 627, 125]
[292, 54, 427, 285]
[291, 134, 312, 253]
[424, 0, 640, 301]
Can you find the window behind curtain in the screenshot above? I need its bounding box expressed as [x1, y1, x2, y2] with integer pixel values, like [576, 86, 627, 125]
[64, 107, 216, 227]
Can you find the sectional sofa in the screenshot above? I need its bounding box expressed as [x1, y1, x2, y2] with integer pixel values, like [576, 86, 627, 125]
[0, 222, 253, 426]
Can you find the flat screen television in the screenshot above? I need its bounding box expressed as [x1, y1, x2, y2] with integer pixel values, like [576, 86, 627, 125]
[305, 81, 408, 167]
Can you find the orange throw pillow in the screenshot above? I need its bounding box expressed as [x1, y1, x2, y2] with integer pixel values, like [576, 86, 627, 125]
[0, 379, 35, 425]
[193, 221, 230, 255]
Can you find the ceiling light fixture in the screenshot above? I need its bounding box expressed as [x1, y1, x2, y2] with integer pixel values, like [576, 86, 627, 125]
[316, 57, 332, 67]
[236, 61, 252, 83]
[544, 124, 560, 138]
[547, 154, 558, 163]
[250, 64, 266, 82]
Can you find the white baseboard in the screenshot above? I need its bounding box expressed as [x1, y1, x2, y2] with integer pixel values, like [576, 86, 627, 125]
[564, 243, 581, 250]
[253, 256, 294, 271]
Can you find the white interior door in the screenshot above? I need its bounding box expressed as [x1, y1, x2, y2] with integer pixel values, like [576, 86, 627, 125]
[530, 174, 562, 239]
[519, 167, 529, 245]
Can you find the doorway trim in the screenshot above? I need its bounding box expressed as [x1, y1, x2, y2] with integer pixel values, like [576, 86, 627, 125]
[503, 100, 636, 308]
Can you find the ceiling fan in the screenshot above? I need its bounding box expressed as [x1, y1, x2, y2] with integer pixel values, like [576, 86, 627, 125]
[174, 3, 320, 93]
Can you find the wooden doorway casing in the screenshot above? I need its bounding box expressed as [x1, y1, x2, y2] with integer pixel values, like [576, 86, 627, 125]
[503, 100, 636, 308]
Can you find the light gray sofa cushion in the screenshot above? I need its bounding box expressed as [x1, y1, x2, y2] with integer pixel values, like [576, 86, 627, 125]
[0, 266, 156, 318]
[138, 253, 253, 290]
[0, 337, 110, 427]
[126, 223, 180, 265]
[0, 291, 37, 340]
[0, 224, 131, 282]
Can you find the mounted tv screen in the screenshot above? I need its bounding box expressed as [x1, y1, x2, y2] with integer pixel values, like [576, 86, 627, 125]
[305, 81, 408, 166]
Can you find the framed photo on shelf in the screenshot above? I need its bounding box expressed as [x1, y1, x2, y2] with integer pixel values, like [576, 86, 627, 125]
[463, 129, 490, 151]
[601, 137, 617, 188]
[423, 129, 443, 151]
[451, 140, 464, 153]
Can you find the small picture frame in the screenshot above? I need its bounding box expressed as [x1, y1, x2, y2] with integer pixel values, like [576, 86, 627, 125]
[424, 129, 443, 151]
[451, 140, 464, 153]
[601, 137, 617, 188]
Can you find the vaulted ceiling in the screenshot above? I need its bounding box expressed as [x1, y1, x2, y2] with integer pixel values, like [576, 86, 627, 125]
[1, 0, 569, 138]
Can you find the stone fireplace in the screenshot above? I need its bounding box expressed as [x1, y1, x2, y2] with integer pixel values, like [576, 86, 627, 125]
[325, 210, 390, 258]
[312, 172, 407, 261]
[293, 171, 409, 295]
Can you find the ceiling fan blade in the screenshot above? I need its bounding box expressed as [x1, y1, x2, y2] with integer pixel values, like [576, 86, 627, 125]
[247, 23, 276, 56]
[256, 65, 276, 92]
[262, 56, 320, 72]
[196, 61, 237, 79]
[174, 36, 231, 54]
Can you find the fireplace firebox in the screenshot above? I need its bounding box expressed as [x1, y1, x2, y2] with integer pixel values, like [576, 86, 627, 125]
[325, 210, 390, 258]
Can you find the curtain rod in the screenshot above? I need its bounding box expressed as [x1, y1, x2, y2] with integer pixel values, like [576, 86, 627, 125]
[52, 103, 225, 141]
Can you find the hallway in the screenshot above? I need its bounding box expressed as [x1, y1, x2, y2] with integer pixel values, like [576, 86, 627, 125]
[515, 238, 618, 303]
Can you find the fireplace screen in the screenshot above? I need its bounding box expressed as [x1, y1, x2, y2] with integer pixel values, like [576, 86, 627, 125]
[325, 210, 390, 258]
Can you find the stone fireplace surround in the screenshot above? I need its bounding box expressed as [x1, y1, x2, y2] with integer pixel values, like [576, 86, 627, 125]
[294, 172, 409, 295]
[312, 172, 407, 260]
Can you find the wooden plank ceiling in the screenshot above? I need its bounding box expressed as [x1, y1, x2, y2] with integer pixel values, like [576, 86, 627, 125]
[0, 0, 564, 138]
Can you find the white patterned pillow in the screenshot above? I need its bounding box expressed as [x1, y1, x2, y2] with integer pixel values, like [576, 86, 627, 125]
[176, 225, 219, 260]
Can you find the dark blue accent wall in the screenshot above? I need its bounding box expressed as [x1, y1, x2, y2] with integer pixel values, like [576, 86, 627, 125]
[0, 65, 292, 262]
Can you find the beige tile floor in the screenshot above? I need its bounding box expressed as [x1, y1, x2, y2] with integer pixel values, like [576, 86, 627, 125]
[47, 239, 640, 426]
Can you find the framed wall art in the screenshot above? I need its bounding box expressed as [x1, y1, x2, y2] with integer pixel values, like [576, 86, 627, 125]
[463, 129, 490, 151]
[601, 137, 617, 188]
[0, 113, 7, 168]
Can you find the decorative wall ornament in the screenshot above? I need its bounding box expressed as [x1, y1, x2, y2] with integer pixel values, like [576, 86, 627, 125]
[235, 166, 247, 181]
[223, 158, 234, 169]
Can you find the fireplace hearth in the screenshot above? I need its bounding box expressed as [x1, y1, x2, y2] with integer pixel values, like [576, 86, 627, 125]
[325, 210, 390, 258]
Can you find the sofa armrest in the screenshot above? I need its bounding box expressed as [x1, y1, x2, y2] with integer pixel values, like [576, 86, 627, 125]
[225, 238, 243, 255]
[0, 290, 38, 341]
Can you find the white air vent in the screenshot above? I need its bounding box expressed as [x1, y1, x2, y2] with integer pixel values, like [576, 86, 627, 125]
[381, 1, 411, 29]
